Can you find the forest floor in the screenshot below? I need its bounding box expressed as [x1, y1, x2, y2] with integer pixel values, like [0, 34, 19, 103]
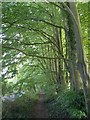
[32, 92, 48, 118]
[3, 92, 86, 119]
[2, 90, 87, 119]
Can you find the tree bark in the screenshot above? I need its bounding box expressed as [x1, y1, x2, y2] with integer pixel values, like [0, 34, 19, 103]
[69, 2, 89, 115]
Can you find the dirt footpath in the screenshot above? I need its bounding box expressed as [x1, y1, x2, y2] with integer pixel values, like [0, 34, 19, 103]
[32, 92, 48, 118]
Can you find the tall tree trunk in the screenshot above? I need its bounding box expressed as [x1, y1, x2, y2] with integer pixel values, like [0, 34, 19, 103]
[55, 28, 64, 90]
[68, 2, 90, 115]
[66, 8, 78, 90]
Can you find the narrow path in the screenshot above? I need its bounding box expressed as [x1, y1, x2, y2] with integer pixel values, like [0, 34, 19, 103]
[32, 92, 48, 118]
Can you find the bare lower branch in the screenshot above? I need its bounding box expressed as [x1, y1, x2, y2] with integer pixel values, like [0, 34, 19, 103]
[2, 45, 60, 60]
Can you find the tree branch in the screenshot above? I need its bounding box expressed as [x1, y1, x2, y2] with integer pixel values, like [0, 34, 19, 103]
[2, 19, 21, 34]
[20, 41, 51, 46]
[2, 45, 61, 60]
[24, 17, 68, 32]
[16, 25, 59, 50]
[49, 2, 67, 12]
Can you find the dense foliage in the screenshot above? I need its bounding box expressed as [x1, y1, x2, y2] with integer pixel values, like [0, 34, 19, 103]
[46, 89, 86, 118]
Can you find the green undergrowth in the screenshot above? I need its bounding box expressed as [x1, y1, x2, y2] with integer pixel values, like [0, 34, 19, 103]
[2, 93, 38, 119]
[45, 89, 87, 118]
[2, 89, 87, 119]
